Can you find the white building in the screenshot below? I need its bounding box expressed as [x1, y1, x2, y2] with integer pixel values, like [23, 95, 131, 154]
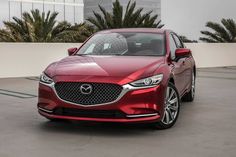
[83, 0, 161, 21]
[0, 0, 161, 27]
[0, 0, 84, 25]
[1, 0, 236, 40]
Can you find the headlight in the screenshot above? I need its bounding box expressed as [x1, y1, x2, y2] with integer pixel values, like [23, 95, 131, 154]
[40, 73, 54, 84]
[130, 74, 163, 87]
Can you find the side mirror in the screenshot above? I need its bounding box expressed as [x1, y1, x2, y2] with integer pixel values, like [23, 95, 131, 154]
[67, 47, 78, 56]
[175, 48, 191, 59]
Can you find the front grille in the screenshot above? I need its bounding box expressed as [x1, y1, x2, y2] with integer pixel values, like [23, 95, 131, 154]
[54, 82, 123, 105]
[54, 108, 126, 119]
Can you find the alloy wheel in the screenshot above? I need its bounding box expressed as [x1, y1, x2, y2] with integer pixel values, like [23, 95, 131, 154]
[161, 86, 179, 125]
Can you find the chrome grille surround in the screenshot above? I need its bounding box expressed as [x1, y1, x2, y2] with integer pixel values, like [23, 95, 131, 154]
[40, 81, 157, 107]
[54, 82, 123, 106]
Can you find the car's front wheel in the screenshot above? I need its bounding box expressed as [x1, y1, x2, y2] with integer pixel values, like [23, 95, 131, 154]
[153, 82, 180, 129]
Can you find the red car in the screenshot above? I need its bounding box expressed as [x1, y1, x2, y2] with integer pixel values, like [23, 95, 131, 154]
[38, 28, 196, 129]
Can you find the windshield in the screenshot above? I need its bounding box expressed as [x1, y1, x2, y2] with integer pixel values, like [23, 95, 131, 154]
[76, 32, 165, 56]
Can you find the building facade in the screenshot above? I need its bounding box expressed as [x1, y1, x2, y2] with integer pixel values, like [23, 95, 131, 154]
[118, 0, 161, 20]
[0, 0, 161, 27]
[0, 0, 85, 27]
[83, 0, 161, 21]
[83, 0, 113, 20]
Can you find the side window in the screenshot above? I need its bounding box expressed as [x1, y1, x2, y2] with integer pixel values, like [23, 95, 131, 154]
[169, 34, 177, 60]
[173, 34, 184, 48]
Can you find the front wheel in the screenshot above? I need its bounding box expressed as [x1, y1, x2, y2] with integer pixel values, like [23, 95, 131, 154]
[153, 82, 180, 129]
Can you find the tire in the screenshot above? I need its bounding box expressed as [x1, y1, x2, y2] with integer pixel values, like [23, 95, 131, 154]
[153, 82, 180, 129]
[182, 72, 195, 102]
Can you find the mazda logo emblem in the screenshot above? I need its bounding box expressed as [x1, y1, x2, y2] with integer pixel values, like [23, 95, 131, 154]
[80, 84, 93, 95]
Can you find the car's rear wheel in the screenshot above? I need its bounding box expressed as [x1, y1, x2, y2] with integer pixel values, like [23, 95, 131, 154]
[182, 72, 195, 102]
[153, 82, 180, 129]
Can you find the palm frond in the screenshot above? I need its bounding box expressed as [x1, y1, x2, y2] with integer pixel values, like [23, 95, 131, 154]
[86, 0, 163, 30]
[0, 9, 88, 42]
[200, 30, 224, 42]
[112, 0, 123, 28]
[200, 18, 236, 43]
[221, 18, 236, 42]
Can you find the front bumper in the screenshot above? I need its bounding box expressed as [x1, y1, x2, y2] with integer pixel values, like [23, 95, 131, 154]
[38, 110, 160, 123]
[37, 82, 165, 123]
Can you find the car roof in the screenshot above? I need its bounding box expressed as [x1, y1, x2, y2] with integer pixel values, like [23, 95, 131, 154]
[97, 28, 170, 34]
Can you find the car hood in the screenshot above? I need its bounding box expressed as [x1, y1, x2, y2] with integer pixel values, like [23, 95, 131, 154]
[46, 55, 165, 81]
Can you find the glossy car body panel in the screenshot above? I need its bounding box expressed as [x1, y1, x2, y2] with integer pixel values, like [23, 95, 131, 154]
[38, 28, 195, 123]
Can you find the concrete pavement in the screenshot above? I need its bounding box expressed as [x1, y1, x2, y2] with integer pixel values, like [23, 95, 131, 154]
[0, 67, 236, 157]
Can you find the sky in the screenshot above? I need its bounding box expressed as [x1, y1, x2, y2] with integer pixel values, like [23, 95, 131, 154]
[161, 0, 236, 40]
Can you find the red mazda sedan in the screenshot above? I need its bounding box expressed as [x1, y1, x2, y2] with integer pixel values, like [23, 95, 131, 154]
[38, 28, 196, 129]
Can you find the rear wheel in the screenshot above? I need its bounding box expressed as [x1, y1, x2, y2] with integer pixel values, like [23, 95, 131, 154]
[182, 72, 195, 102]
[153, 82, 180, 129]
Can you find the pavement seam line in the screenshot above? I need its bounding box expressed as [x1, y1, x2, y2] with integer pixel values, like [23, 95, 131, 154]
[0, 89, 37, 98]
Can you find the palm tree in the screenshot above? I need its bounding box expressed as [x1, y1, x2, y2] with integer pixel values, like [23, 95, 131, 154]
[69, 23, 95, 42]
[0, 9, 92, 42]
[87, 0, 164, 31]
[200, 18, 236, 43]
[0, 15, 34, 42]
[179, 35, 197, 43]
